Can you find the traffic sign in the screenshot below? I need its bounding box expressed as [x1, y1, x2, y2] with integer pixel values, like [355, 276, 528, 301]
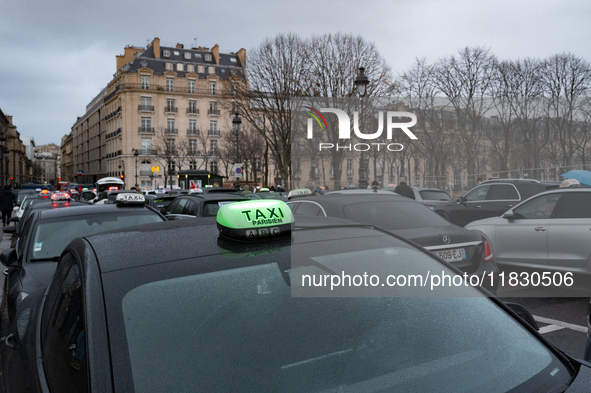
[231, 163, 244, 178]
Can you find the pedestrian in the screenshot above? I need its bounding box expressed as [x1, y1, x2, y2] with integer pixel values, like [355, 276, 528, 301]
[476, 178, 483, 185]
[0, 186, 16, 226]
[371, 180, 379, 191]
[394, 177, 415, 199]
[269, 184, 276, 192]
[241, 184, 252, 196]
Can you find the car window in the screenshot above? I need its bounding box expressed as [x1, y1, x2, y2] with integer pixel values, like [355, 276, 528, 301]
[182, 200, 198, 216]
[17, 215, 35, 257]
[486, 185, 519, 200]
[464, 185, 490, 202]
[173, 199, 189, 214]
[343, 201, 451, 229]
[41, 254, 88, 392]
[202, 201, 236, 217]
[558, 192, 591, 218]
[513, 193, 562, 219]
[418, 190, 451, 201]
[292, 201, 324, 216]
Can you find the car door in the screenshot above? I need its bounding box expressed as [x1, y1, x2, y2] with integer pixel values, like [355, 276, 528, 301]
[483, 184, 520, 219]
[451, 185, 491, 226]
[547, 192, 591, 268]
[494, 192, 564, 268]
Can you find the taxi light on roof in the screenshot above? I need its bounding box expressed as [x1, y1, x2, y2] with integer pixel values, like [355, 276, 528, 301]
[109, 186, 119, 191]
[116, 193, 145, 205]
[287, 188, 312, 199]
[216, 200, 293, 240]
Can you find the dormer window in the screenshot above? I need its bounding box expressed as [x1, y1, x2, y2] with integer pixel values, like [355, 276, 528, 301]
[176, 63, 184, 72]
[173, 51, 180, 56]
[187, 64, 195, 72]
[205, 54, 212, 61]
[163, 50, 170, 57]
[230, 57, 237, 63]
[184, 52, 191, 59]
[165, 62, 173, 70]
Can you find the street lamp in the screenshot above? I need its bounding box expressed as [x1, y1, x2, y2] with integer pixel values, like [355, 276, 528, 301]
[133, 149, 139, 188]
[0, 135, 5, 186]
[354, 67, 370, 189]
[232, 112, 242, 164]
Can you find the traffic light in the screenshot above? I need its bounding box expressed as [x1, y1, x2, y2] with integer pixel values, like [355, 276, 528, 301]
[10, 177, 13, 181]
[120, 173, 125, 180]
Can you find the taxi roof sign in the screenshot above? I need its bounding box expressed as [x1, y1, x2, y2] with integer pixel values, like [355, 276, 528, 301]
[115, 193, 145, 205]
[287, 188, 312, 199]
[216, 200, 293, 240]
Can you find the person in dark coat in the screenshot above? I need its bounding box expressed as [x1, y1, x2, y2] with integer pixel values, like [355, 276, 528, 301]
[394, 177, 415, 199]
[0, 186, 16, 226]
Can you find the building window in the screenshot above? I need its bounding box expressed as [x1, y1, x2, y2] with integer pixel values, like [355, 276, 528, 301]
[208, 66, 215, 74]
[176, 63, 184, 72]
[166, 98, 175, 113]
[347, 159, 353, 175]
[189, 140, 198, 155]
[198, 65, 205, 73]
[163, 50, 170, 57]
[140, 96, 152, 111]
[188, 79, 195, 93]
[167, 139, 176, 153]
[173, 51, 180, 56]
[140, 75, 150, 89]
[187, 64, 194, 72]
[209, 161, 218, 174]
[166, 78, 174, 92]
[141, 138, 152, 155]
[205, 54, 212, 61]
[254, 117, 261, 126]
[168, 162, 176, 174]
[209, 101, 217, 111]
[167, 118, 176, 133]
[188, 100, 197, 114]
[189, 160, 197, 169]
[230, 57, 237, 63]
[184, 52, 191, 60]
[209, 120, 218, 136]
[210, 140, 218, 155]
[140, 117, 151, 131]
[165, 62, 173, 70]
[209, 81, 216, 95]
[189, 119, 197, 132]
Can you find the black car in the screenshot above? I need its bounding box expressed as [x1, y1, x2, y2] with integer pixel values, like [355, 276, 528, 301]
[0, 194, 166, 325]
[144, 193, 179, 214]
[163, 193, 247, 219]
[15, 189, 38, 207]
[244, 191, 288, 202]
[2, 200, 589, 392]
[434, 179, 559, 227]
[288, 193, 497, 290]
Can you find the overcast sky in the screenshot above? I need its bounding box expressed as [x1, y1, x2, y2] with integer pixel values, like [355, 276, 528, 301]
[1, 0, 589, 146]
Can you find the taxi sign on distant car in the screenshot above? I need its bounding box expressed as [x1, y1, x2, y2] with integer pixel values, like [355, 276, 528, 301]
[115, 193, 145, 205]
[51, 192, 70, 201]
[216, 200, 293, 240]
[287, 188, 312, 199]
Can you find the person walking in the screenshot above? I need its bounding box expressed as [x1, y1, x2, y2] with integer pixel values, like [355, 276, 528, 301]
[394, 177, 415, 199]
[241, 184, 252, 196]
[0, 186, 16, 226]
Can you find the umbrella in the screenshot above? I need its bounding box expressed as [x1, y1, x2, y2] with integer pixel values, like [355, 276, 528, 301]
[561, 170, 591, 186]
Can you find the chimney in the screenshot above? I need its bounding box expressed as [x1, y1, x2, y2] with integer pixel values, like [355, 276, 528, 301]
[176, 43, 184, 49]
[212, 44, 219, 64]
[153, 37, 160, 59]
[116, 45, 143, 71]
[237, 48, 246, 68]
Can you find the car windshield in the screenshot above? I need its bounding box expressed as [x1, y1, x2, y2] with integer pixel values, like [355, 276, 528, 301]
[29, 212, 163, 260]
[343, 201, 451, 229]
[419, 190, 452, 201]
[111, 235, 572, 393]
[202, 200, 241, 216]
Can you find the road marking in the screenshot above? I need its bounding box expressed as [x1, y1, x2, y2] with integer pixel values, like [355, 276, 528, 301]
[538, 324, 565, 334]
[534, 315, 587, 333]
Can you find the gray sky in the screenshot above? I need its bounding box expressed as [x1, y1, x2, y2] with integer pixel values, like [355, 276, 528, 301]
[1, 0, 589, 145]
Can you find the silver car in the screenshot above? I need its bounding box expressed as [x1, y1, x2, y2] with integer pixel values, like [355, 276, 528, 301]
[465, 188, 591, 274]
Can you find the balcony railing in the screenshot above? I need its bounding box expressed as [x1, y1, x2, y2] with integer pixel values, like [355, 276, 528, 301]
[165, 128, 178, 135]
[138, 127, 155, 134]
[165, 107, 178, 114]
[208, 129, 220, 136]
[140, 149, 157, 155]
[186, 107, 199, 115]
[139, 170, 153, 176]
[138, 105, 154, 112]
[107, 83, 220, 96]
[208, 109, 220, 116]
[187, 129, 200, 135]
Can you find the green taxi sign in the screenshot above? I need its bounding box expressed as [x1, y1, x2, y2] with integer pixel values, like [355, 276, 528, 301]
[216, 200, 293, 240]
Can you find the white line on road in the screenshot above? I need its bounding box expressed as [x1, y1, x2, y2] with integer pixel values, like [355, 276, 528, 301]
[538, 324, 565, 334]
[534, 315, 587, 333]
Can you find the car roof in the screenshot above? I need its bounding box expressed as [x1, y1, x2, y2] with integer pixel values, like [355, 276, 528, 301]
[178, 194, 247, 202]
[326, 189, 395, 195]
[145, 194, 178, 200]
[79, 215, 392, 273]
[37, 203, 159, 220]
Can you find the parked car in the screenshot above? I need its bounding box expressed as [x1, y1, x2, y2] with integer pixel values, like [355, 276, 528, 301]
[383, 186, 452, 209]
[163, 193, 247, 219]
[144, 194, 179, 214]
[434, 179, 559, 227]
[1, 201, 586, 392]
[465, 188, 591, 290]
[288, 193, 497, 290]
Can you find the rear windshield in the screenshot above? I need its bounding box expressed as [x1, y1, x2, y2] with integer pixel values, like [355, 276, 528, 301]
[202, 200, 240, 217]
[418, 190, 451, 201]
[30, 212, 163, 260]
[343, 201, 451, 229]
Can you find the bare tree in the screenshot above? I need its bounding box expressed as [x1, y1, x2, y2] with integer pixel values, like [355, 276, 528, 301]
[152, 127, 187, 188]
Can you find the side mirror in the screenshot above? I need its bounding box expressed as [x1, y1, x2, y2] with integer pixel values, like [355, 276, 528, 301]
[2, 226, 16, 234]
[456, 196, 465, 203]
[504, 302, 539, 330]
[502, 211, 514, 219]
[0, 248, 17, 267]
[10, 216, 19, 223]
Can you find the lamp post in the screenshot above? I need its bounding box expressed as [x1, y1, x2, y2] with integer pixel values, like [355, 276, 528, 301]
[133, 149, 139, 188]
[0, 135, 5, 187]
[354, 67, 370, 189]
[232, 112, 241, 163]
[118, 163, 123, 188]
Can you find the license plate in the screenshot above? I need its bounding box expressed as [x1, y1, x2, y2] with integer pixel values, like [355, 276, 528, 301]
[434, 248, 466, 262]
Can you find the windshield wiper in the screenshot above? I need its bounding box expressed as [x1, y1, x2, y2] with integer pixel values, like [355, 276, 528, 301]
[30, 257, 60, 262]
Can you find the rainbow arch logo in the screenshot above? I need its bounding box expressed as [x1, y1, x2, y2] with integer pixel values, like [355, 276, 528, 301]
[303, 106, 328, 131]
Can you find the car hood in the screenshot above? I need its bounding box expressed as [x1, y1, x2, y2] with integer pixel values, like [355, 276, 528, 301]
[390, 225, 481, 248]
[465, 216, 502, 229]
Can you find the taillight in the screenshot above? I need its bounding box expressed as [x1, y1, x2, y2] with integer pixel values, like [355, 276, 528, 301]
[484, 240, 494, 262]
